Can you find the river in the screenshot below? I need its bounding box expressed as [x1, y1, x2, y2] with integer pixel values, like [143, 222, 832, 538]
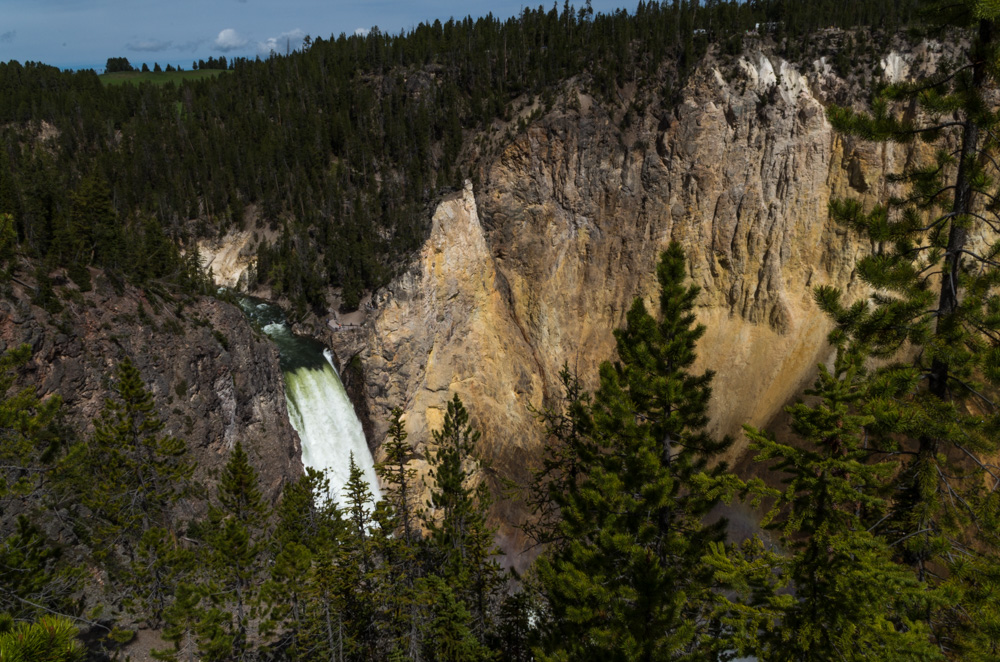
[236, 297, 380, 505]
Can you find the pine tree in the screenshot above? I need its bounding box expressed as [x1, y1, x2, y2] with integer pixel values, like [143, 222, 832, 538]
[373, 408, 423, 659]
[0, 345, 80, 621]
[125, 527, 194, 629]
[819, 3, 1000, 653]
[534, 242, 733, 661]
[939, 488, 1000, 660]
[340, 452, 379, 659]
[299, 550, 351, 661]
[0, 213, 16, 280]
[377, 407, 418, 543]
[414, 575, 491, 662]
[260, 467, 345, 657]
[200, 441, 269, 661]
[0, 344, 61, 506]
[59, 357, 193, 568]
[62, 173, 121, 271]
[422, 394, 505, 649]
[0, 516, 82, 621]
[730, 343, 942, 660]
[343, 452, 376, 575]
[152, 582, 206, 662]
[54, 354, 193, 631]
[527, 365, 595, 548]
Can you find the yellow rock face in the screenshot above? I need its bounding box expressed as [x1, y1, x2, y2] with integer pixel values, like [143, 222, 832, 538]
[340, 53, 916, 558]
[345, 183, 545, 552]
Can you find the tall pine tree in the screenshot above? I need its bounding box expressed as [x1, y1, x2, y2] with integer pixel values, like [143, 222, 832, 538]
[59, 357, 193, 571]
[534, 242, 734, 661]
[421, 394, 504, 660]
[721, 342, 942, 660]
[820, 2, 1000, 654]
[200, 441, 270, 661]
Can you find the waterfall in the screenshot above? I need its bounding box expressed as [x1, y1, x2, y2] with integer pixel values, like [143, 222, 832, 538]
[238, 298, 380, 504]
[281, 346, 380, 502]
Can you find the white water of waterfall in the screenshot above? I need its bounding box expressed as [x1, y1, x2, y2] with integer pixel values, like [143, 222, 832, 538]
[281, 347, 381, 504]
[237, 298, 380, 505]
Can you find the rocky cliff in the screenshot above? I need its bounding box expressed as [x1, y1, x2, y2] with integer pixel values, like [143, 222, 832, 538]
[328, 48, 921, 558]
[0, 272, 302, 498]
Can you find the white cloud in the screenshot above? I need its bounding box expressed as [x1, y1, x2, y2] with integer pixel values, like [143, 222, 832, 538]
[126, 39, 172, 52]
[257, 29, 305, 56]
[214, 28, 248, 52]
[354, 27, 370, 37]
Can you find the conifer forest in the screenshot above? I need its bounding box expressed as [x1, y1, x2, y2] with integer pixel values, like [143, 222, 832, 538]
[4, 0, 1000, 660]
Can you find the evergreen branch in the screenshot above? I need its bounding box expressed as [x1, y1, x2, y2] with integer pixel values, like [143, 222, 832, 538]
[913, 264, 945, 281]
[952, 441, 1000, 489]
[888, 528, 934, 547]
[968, 321, 1000, 345]
[886, 185, 956, 209]
[974, 145, 1000, 174]
[895, 216, 955, 234]
[0, 464, 46, 473]
[943, 536, 974, 557]
[936, 466, 979, 523]
[950, 376, 997, 410]
[867, 511, 894, 533]
[885, 62, 976, 95]
[958, 248, 1000, 268]
[973, 188, 1000, 207]
[900, 121, 967, 135]
[961, 210, 1000, 233]
[0, 584, 111, 634]
[916, 209, 1000, 234]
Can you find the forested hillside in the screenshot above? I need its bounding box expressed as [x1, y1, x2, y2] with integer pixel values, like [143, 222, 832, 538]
[2, 0, 918, 313]
[9, 0, 1000, 660]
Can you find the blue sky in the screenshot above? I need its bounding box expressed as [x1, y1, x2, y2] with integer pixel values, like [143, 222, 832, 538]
[0, 0, 633, 72]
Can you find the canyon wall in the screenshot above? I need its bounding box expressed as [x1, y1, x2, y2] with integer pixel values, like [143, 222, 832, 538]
[329, 50, 914, 556]
[0, 273, 302, 498]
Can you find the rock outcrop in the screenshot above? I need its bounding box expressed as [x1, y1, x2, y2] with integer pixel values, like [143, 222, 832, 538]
[328, 50, 918, 558]
[0, 272, 302, 497]
[198, 229, 259, 290]
[337, 183, 545, 550]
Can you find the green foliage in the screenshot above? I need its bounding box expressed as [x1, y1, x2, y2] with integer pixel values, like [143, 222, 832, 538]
[423, 394, 506, 647]
[369, 409, 426, 659]
[201, 441, 270, 660]
[0, 516, 82, 621]
[414, 575, 493, 662]
[104, 57, 134, 73]
[152, 582, 206, 661]
[157, 442, 270, 661]
[0, 344, 61, 503]
[58, 356, 193, 567]
[0, 347, 80, 622]
[0, 212, 15, 278]
[377, 407, 418, 542]
[0, 613, 85, 662]
[937, 490, 1000, 659]
[776, 4, 1000, 657]
[337, 453, 380, 659]
[723, 345, 943, 661]
[31, 266, 62, 314]
[124, 527, 194, 629]
[533, 243, 735, 661]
